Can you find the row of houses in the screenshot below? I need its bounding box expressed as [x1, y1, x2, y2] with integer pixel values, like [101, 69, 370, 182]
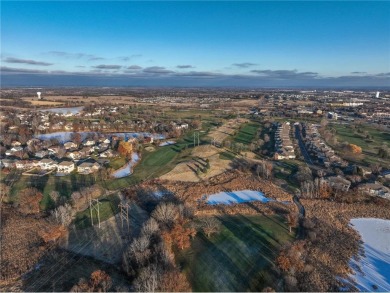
[274, 122, 296, 160]
[1, 158, 101, 175]
[304, 124, 346, 168]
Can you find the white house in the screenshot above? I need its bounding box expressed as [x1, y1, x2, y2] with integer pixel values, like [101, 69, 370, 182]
[35, 150, 48, 158]
[83, 140, 96, 146]
[15, 160, 36, 170]
[57, 161, 75, 174]
[67, 151, 81, 160]
[38, 158, 57, 170]
[64, 142, 78, 150]
[78, 162, 100, 174]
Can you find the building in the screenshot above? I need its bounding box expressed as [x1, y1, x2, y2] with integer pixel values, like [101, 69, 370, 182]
[359, 183, 390, 200]
[57, 161, 75, 173]
[64, 142, 78, 150]
[38, 158, 57, 170]
[78, 162, 100, 174]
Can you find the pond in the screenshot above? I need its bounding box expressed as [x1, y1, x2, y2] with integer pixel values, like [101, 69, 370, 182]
[206, 190, 273, 205]
[40, 106, 84, 115]
[112, 153, 140, 178]
[35, 132, 165, 143]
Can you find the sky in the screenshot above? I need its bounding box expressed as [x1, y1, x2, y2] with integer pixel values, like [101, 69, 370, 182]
[1, 1, 390, 88]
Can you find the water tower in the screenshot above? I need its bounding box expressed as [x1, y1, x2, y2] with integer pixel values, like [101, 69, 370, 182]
[37, 92, 42, 100]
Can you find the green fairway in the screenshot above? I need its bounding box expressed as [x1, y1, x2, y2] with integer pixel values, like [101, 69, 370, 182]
[233, 122, 259, 145]
[179, 215, 294, 292]
[74, 193, 120, 229]
[102, 129, 209, 190]
[329, 123, 390, 166]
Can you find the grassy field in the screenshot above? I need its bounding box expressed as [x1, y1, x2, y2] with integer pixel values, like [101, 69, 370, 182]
[74, 193, 121, 229]
[233, 122, 259, 145]
[102, 129, 210, 190]
[8, 172, 97, 210]
[329, 123, 390, 166]
[108, 157, 127, 170]
[178, 215, 294, 292]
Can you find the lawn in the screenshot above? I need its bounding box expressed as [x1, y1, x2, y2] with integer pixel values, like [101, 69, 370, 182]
[178, 214, 294, 292]
[102, 129, 211, 190]
[219, 151, 236, 161]
[233, 122, 259, 145]
[9, 172, 97, 210]
[73, 193, 121, 229]
[329, 123, 390, 166]
[108, 157, 127, 170]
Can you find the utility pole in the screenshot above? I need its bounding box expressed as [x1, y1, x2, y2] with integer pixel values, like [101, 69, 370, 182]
[89, 198, 102, 228]
[118, 203, 130, 231]
[193, 132, 200, 147]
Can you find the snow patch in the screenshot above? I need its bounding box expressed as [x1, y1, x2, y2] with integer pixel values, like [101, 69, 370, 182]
[347, 218, 390, 292]
[206, 190, 272, 205]
[159, 141, 176, 146]
[112, 153, 140, 178]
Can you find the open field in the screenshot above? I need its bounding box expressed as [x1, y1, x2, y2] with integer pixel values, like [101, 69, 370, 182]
[66, 202, 148, 263]
[233, 122, 259, 145]
[207, 119, 246, 145]
[7, 172, 97, 210]
[74, 193, 121, 229]
[179, 215, 294, 292]
[160, 145, 233, 182]
[102, 129, 210, 189]
[328, 123, 390, 166]
[29, 100, 64, 106]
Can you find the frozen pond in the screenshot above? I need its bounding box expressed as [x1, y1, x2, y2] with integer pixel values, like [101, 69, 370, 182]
[111, 132, 165, 140]
[40, 106, 84, 115]
[206, 190, 272, 205]
[112, 153, 140, 178]
[35, 132, 164, 143]
[36, 132, 92, 143]
[347, 218, 390, 292]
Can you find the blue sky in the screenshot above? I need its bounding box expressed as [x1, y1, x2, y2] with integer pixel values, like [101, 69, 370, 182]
[1, 1, 389, 87]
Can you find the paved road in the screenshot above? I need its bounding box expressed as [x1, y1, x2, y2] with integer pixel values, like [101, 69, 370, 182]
[294, 124, 313, 165]
[293, 195, 306, 240]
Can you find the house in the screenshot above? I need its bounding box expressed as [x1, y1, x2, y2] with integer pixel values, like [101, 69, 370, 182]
[99, 138, 110, 144]
[67, 151, 81, 160]
[64, 142, 78, 150]
[326, 176, 351, 192]
[77, 162, 100, 174]
[27, 138, 42, 146]
[144, 136, 154, 144]
[381, 170, 390, 179]
[57, 161, 75, 173]
[99, 149, 116, 158]
[1, 159, 15, 168]
[35, 150, 48, 158]
[48, 147, 60, 155]
[83, 140, 96, 146]
[11, 146, 24, 153]
[11, 141, 21, 147]
[38, 158, 57, 170]
[359, 183, 390, 200]
[15, 160, 36, 170]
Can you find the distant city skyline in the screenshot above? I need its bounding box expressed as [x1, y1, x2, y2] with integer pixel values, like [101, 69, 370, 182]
[1, 1, 389, 87]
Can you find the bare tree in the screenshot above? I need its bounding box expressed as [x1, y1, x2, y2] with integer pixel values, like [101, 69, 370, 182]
[286, 212, 298, 234]
[152, 202, 178, 228]
[51, 203, 75, 226]
[141, 218, 160, 236]
[199, 217, 222, 237]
